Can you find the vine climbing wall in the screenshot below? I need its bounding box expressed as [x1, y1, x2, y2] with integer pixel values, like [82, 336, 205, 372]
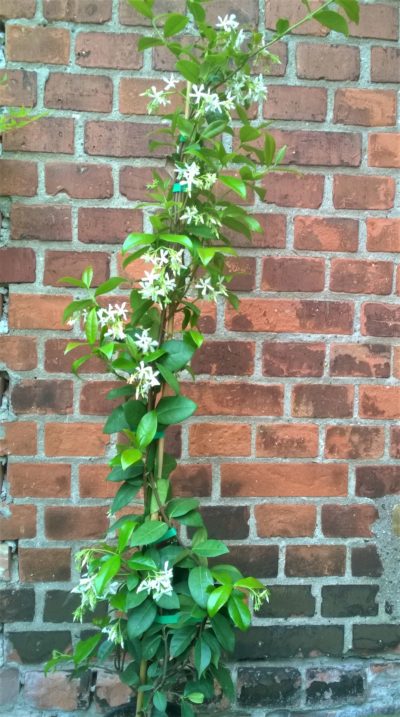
[0, 0, 399, 714]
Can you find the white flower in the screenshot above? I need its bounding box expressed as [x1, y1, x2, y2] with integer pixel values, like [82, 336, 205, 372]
[216, 13, 239, 32]
[102, 620, 125, 649]
[181, 205, 202, 224]
[163, 74, 178, 91]
[195, 277, 213, 298]
[105, 321, 126, 341]
[127, 361, 160, 400]
[235, 28, 246, 49]
[195, 277, 228, 302]
[140, 85, 171, 114]
[71, 574, 119, 622]
[175, 161, 201, 195]
[134, 329, 158, 354]
[190, 84, 206, 104]
[97, 303, 128, 341]
[200, 173, 217, 191]
[137, 561, 173, 602]
[248, 74, 267, 102]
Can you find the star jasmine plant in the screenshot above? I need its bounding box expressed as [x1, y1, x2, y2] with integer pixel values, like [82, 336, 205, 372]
[45, 1, 359, 715]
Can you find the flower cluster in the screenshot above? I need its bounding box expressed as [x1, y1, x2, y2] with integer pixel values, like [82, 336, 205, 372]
[227, 71, 267, 105]
[140, 74, 179, 113]
[71, 573, 119, 622]
[180, 203, 221, 231]
[189, 84, 235, 117]
[137, 561, 174, 601]
[127, 361, 160, 400]
[98, 303, 129, 341]
[102, 619, 125, 649]
[195, 276, 228, 302]
[134, 328, 158, 354]
[139, 247, 185, 305]
[175, 162, 217, 197]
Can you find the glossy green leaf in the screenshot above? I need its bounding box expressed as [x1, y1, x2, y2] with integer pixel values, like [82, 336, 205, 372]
[126, 588, 148, 610]
[275, 17, 290, 34]
[211, 613, 235, 652]
[85, 307, 98, 345]
[170, 626, 197, 657]
[176, 60, 199, 83]
[187, 692, 204, 704]
[127, 599, 157, 639]
[219, 175, 247, 199]
[142, 633, 162, 659]
[123, 233, 154, 253]
[138, 36, 165, 51]
[104, 405, 129, 434]
[194, 638, 212, 677]
[188, 567, 214, 609]
[156, 362, 180, 395]
[156, 396, 197, 425]
[124, 400, 147, 428]
[207, 584, 232, 617]
[234, 577, 266, 590]
[94, 277, 125, 297]
[212, 664, 235, 702]
[202, 120, 227, 139]
[336, 0, 359, 22]
[164, 13, 189, 37]
[120, 661, 140, 686]
[111, 481, 142, 514]
[153, 691, 168, 712]
[159, 339, 194, 372]
[94, 555, 121, 595]
[264, 133, 276, 165]
[73, 633, 102, 666]
[127, 554, 157, 571]
[159, 233, 193, 250]
[121, 447, 142, 471]
[239, 125, 261, 143]
[211, 565, 243, 584]
[167, 497, 199, 518]
[314, 8, 349, 34]
[82, 266, 93, 289]
[130, 520, 169, 547]
[127, 0, 154, 19]
[136, 410, 157, 449]
[193, 540, 229, 558]
[150, 479, 170, 514]
[227, 594, 251, 631]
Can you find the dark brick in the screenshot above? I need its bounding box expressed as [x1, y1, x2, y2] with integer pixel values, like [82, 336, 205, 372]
[259, 585, 315, 618]
[44, 590, 106, 623]
[353, 625, 400, 654]
[306, 669, 364, 705]
[0, 589, 35, 622]
[356, 466, 400, 498]
[190, 506, 250, 541]
[225, 545, 278, 578]
[11, 380, 73, 415]
[191, 340, 255, 376]
[351, 545, 383, 578]
[263, 342, 324, 377]
[321, 585, 379, 617]
[7, 631, 71, 663]
[238, 667, 301, 707]
[235, 626, 344, 660]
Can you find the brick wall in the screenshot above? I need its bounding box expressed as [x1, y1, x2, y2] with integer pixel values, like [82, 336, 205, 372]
[0, 0, 399, 714]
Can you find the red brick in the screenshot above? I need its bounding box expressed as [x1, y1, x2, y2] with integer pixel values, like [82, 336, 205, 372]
[262, 257, 324, 292]
[76, 32, 142, 69]
[10, 204, 72, 242]
[45, 506, 108, 540]
[333, 175, 395, 210]
[79, 465, 116, 499]
[264, 85, 327, 121]
[256, 504, 316, 538]
[266, 0, 326, 35]
[286, 546, 345, 577]
[119, 166, 165, 201]
[263, 342, 325, 377]
[43, 0, 112, 22]
[80, 381, 125, 415]
[361, 303, 400, 338]
[191, 341, 255, 376]
[0, 0, 36, 17]
[395, 347, 400, 378]
[325, 426, 385, 460]
[322, 505, 378, 538]
[228, 213, 287, 249]
[350, 3, 398, 40]
[19, 549, 71, 582]
[367, 219, 400, 253]
[119, 0, 184, 24]
[8, 463, 71, 498]
[6, 25, 70, 64]
[0, 505, 36, 540]
[296, 44, 359, 81]
[0, 70, 36, 107]
[183, 381, 283, 417]
[46, 163, 113, 200]
[256, 423, 318, 458]
[356, 466, 400, 498]
[0, 248, 35, 283]
[45, 339, 105, 374]
[3, 117, 74, 154]
[292, 385, 353, 418]
[0, 160, 38, 197]
[11, 380, 73, 415]
[226, 299, 353, 334]
[334, 89, 397, 126]
[171, 465, 212, 497]
[45, 73, 112, 113]
[263, 172, 324, 208]
[330, 259, 393, 295]
[44, 251, 110, 287]
[78, 207, 142, 244]
[24, 672, 81, 711]
[85, 121, 166, 158]
[119, 78, 184, 115]
[330, 343, 390, 378]
[0, 337, 37, 371]
[177, 301, 216, 335]
[390, 428, 400, 459]
[0, 422, 37, 456]
[9, 295, 71, 331]
[189, 423, 251, 457]
[221, 463, 347, 497]
[271, 129, 361, 167]
[360, 386, 400, 419]
[371, 47, 400, 83]
[225, 257, 256, 292]
[369, 133, 400, 168]
[45, 423, 109, 456]
[294, 217, 358, 252]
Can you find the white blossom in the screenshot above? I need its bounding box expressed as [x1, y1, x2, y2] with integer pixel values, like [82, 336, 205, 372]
[163, 74, 179, 90]
[181, 205, 203, 224]
[175, 161, 201, 195]
[127, 361, 160, 400]
[140, 85, 171, 114]
[248, 74, 267, 102]
[102, 620, 125, 649]
[97, 303, 128, 341]
[216, 13, 239, 32]
[190, 84, 206, 104]
[137, 561, 173, 601]
[71, 574, 119, 622]
[235, 28, 246, 49]
[134, 329, 158, 354]
[195, 276, 228, 302]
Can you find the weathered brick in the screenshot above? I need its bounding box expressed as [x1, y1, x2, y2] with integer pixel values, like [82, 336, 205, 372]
[11, 204, 72, 241]
[227, 299, 353, 334]
[226, 212, 287, 248]
[255, 504, 316, 537]
[0, 422, 37, 456]
[294, 216, 358, 252]
[367, 219, 400, 253]
[45, 339, 105, 374]
[285, 546, 346, 577]
[297, 44, 359, 80]
[0, 589, 35, 622]
[0, 160, 38, 197]
[352, 545, 383, 577]
[262, 256, 324, 292]
[0, 505, 36, 540]
[334, 89, 397, 126]
[361, 303, 400, 338]
[265, 85, 327, 121]
[0, 69, 36, 107]
[322, 504, 378, 538]
[44, 251, 110, 287]
[0, 248, 36, 283]
[78, 207, 142, 243]
[236, 625, 343, 660]
[7, 632, 71, 664]
[189, 423, 251, 456]
[333, 175, 395, 210]
[45, 506, 108, 540]
[196, 506, 250, 540]
[171, 464, 212, 497]
[221, 463, 347, 497]
[85, 121, 166, 158]
[259, 585, 315, 618]
[8, 463, 70, 498]
[292, 384, 353, 418]
[0, 667, 19, 707]
[272, 129, 361, 167]
[80, 380, 122, 415]
[79, 465, 116, 499]
[3, 117, 74, 154]
[43, 0, 112, 22]
[391, 428, 400, 459]
[360, 386, 400, 419]
[350, 3, 398, 40]
[11, 380, 73, 415]
[371, 47, 400, 83]
[45, 423, 109, 457]
[369, 133, 400, 168]
[330, 259, 393, 295]
[306, 667, 365, 704]
[256, 423, 318, 457]
[266, 0, 326, 35]
[45, 73, 113, 113]
[263, 341, 325, 377]
[353, 626, 400, 654]
[227, 545, 278, 578]
[237, 667, 301, 707]
[0, 0, 35, 17]
[356, 466, 400, 499]
[76, 32, 142, 69]
[0, 337, 37, 371]
[19, 549, 71, 582]
[6, 25, 70, 64]
[330, 343, 390, 378]
[119, 166, 165, 201]
[225, 257, 255, 292]
[191, 340, 254, 376]
[9, 294, 71, 331]
[119, 77, 184, 115]
[325, 426, 384, 460]
[119, 0, 184, 24]
[46, 163, 113, 200]
[94, 670, 132, 710]
[184, 381, 283, 416]
[263, 172, 324, 208]
[24, 671, 81, 711]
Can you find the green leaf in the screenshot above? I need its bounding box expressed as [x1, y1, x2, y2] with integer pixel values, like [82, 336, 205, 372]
[127, 599, 157, 639]
[159, 233, 193, 250]
[153, 691, 168, 712]
[138, 37, 165, 51]
[188, 566, 214, 609]
[124, 400, 147, 428]
[71, 354, 91, 376]
[127, 554, 157, 571]
[107, 463, 144, 482]
[187, 692, 204, 704]
[314, 8, 349, 34]
[85, 307, 98, 345]
[94, 277, 125, 297]
[275, 17, 290, 34]
[120, 661, 140, 687]
[64, 341, 85, 354]
[264, 133, 276, 165]
[111, 481, 142, 514]
[126, 588, 148, 609]
[335, 0, 359, 22]
[185, 330, 203, 349]
[142, 633, 162, 659]
[197, 246, 236, 266]
[94, 555, 121, 595]
[167, 498, 199, 519]
[156, 396, 197, 425]
[123, 233, 154, 253]
[121, 447, 143, 471]
[219, 175, 247, 199]
[107, 385, 133, 399]
[104, 405, 129, 434]
[58, 276, 86, 288]
[156, 591, 180, 610]
[159, 339, 195, 372]
[239, 125, 261, 143]
[176, 60, 200, 83]
[136, 410, 157, 449]
[211, 565, 243, 584]
[170, 626, 196, 657]
[207, 584, 232, 618]
[156, 362, 180, 395]
[234, 577, 265, 590]
[82, 266, 93, 289]
[127, 0, 154, 19]
[73, 633, 102, 665]
[202, 120, 227, 139]
[227, 594, 251, 631]
[211, 614, 235, 652]
[130, 520, 169, 547]
[194, 638, 212, 677]
[164, 13, 189, 37]
[187, 0, 205, 22]
[193, 540, 229, 558]
[212, 664, 235, 702]
[118, 520, 136, 552]
[150, 479, 170, 514]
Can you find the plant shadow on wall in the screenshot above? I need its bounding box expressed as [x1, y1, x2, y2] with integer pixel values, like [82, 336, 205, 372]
[45, 1, 359, 715]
